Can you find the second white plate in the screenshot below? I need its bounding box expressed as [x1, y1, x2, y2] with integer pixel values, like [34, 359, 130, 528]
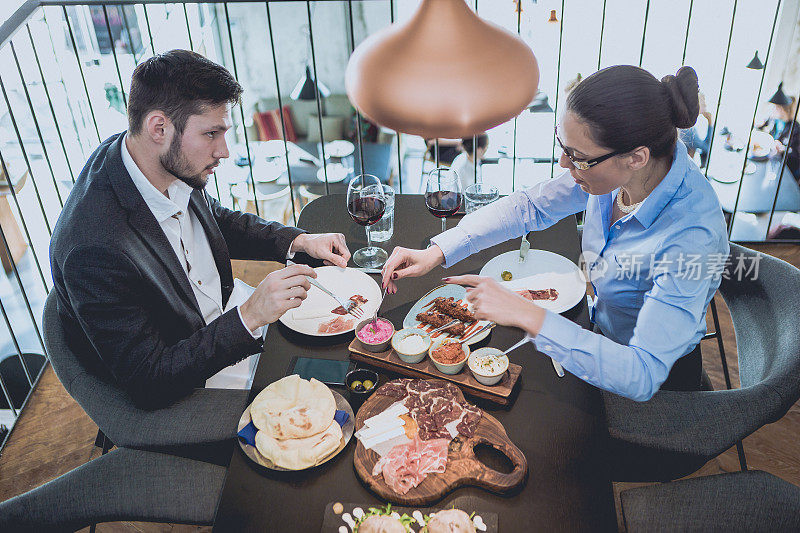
[479, 249, 586, 314]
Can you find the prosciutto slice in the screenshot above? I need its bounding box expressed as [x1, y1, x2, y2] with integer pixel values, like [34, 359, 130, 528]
[516, 288, 559, 301]
[317, 315, 354, 334]
[371, 435, 450, 494]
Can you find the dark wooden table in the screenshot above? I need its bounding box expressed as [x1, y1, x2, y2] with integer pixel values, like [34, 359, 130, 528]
[213, 194, 616, 532]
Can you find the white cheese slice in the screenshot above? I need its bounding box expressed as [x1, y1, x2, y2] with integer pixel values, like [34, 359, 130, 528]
[355, 417, 405, 441]
[364, 402, 408, 427]
[360, 426, 405, 449]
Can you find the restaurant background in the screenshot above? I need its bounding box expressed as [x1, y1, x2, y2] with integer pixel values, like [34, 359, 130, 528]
[0, 1, 798, 529]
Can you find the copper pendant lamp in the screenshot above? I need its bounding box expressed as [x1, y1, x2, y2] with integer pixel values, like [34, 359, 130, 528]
[345, 0, 539, 139]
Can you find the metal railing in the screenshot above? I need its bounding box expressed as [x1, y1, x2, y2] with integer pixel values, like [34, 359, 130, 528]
[0, 0, 796, 450]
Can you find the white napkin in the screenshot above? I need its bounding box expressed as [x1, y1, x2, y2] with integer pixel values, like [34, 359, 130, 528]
[205, 279, 264, 390]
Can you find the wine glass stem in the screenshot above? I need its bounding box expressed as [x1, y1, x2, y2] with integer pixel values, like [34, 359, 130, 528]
[366, 225, 373, 249]
[441, 217, 447, 233]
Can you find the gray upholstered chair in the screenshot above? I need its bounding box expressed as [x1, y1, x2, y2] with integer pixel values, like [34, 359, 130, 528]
[620, 470, 800, 532]
[0, 447, 225, 531]
[42, 291, 249, 458]
[603, 243, 800, 481]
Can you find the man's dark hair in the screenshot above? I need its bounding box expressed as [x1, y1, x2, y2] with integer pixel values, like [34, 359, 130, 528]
[127, 49, 243, 135]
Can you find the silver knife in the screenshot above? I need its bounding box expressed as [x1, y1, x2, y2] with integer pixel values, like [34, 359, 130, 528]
[552, 359, 565, 378]
[519, 233, 531, 263]
[287, 259, 352, 310]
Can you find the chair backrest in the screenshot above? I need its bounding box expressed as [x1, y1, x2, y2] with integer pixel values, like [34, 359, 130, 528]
[42, 291, 129, 428]
[719, 243, 800, 413]
[603, 243, 800, 468]
[43, 291, 249, 450]
[42, 291, 84, 393]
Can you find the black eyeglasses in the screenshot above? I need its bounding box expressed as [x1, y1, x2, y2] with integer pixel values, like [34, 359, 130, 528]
[555, 130, 624, 170]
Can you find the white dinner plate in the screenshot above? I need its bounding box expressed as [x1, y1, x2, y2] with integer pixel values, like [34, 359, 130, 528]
[749, 130, 774, 159]
[279, 266, 382, 336]
[259, 139, 288, 158]
[402, 284, 494, 344]
[324, 140, 355, 158]
[316, 163, 350, 183]
[479, 249, 587, 314]
[251, 159, 285, 183]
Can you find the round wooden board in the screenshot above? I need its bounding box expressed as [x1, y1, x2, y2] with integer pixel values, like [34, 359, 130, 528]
[353, 381, 528, 505]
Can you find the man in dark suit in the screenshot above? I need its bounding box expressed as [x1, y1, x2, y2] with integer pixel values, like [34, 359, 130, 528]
[50, 50, 350, 408]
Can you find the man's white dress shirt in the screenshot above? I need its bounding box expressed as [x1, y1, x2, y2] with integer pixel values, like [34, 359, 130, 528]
[121, 135, 261, 389]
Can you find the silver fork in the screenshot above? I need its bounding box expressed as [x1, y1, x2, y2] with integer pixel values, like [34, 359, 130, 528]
[519, 233, 531, 263]
[460, 321, 496, 344]
[427, 319, 459, 335]
[288, 261, 364, 319]
[306, 276, 364, 319]
[371, 287, 388, 328]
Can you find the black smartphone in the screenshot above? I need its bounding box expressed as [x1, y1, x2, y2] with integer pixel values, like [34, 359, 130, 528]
[285, 356, 355, 387]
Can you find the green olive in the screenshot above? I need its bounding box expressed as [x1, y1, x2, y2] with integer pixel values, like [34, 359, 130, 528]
[354, 383, 366, 392]
[501, 270, 513, 281]
[362, 379, 374, 390]
[350, 380, 362, 391]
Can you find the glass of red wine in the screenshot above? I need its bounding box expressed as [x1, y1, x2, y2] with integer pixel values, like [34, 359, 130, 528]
[425, 167, 463, 233]
[347, 173, 388, 268]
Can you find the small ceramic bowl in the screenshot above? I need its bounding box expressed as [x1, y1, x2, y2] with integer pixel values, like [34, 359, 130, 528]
[345, 368, 379, 402]
[391, 328, 432, 364]
[355, 318, 395, 353]
[468, 347, 509, 386]
[428, 337, 470, 375]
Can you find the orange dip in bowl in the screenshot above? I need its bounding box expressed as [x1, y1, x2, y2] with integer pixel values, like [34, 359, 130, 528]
[430, 342, 466, 364]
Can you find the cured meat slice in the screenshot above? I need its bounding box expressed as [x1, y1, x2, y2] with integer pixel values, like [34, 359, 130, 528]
[317, 315, 354, 334]
[455, 404, 482, 437]
[516, 288, 559, 301]
[407, 380, 438, 393]
[371, 435, 449, 494]
[376, 379, 412, 399]
[418, 426, 452, 440]
[430, 397, 464, 428]
[331, 294, 370, 315]
[396, 379, 483, 441]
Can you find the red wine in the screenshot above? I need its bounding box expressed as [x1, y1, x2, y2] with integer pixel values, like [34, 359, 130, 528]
[348, 196, 386, 226]
[425, 191, 462, 218]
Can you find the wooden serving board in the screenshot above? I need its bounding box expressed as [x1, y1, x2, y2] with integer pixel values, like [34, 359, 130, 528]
[353, 381, 528, 506]
[348, 338, 521, 405]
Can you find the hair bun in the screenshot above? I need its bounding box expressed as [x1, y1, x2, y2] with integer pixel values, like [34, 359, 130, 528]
[661, 66, 700, 129]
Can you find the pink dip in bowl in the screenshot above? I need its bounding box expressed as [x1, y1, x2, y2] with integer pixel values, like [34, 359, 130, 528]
[357, 318, 393, 344]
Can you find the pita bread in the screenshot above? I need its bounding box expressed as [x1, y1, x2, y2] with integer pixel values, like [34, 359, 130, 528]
[250, 375, 336, 440]
[254, 418, 342, 470]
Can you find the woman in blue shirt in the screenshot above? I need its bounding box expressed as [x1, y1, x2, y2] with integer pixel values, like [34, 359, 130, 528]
[381, 65, 729, 401]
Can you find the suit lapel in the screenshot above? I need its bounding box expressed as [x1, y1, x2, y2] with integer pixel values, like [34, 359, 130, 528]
[190, 190, 234, 307]
[105, 135, 204, 320]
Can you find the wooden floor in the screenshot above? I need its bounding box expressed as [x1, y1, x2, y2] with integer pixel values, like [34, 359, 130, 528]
[2, 249, 800, 532]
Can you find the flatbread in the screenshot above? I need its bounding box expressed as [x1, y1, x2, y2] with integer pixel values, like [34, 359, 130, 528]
[254, 418, 342, 470]
[250, 375, 336, 440]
